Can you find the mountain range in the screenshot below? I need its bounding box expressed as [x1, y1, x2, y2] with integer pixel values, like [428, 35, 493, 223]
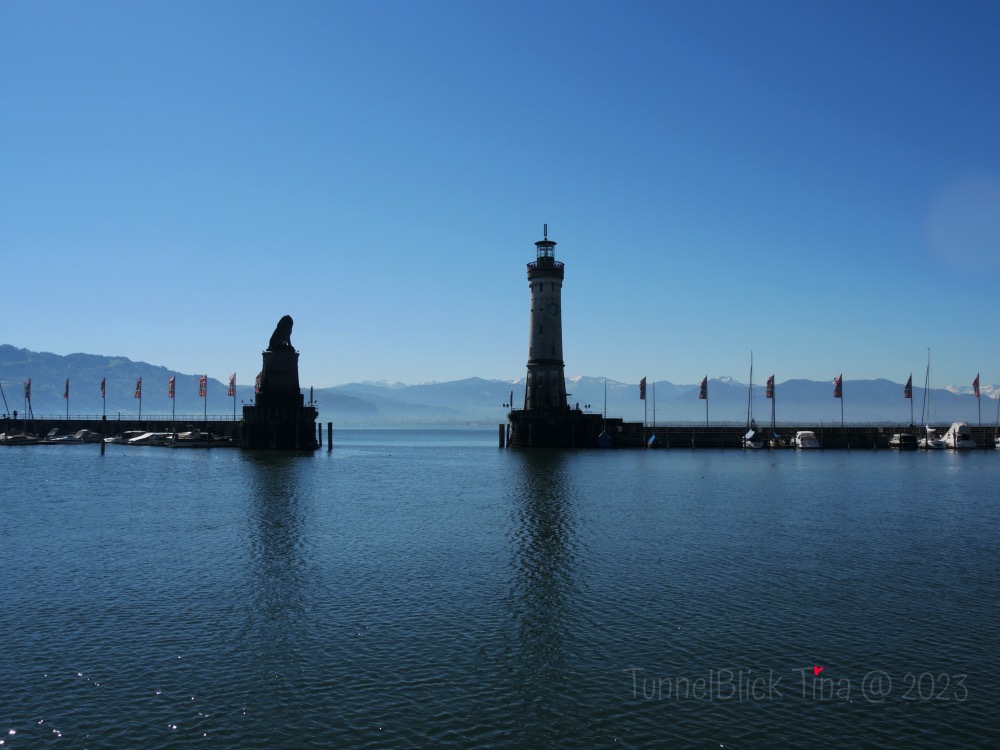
[1, 344, 995, 426]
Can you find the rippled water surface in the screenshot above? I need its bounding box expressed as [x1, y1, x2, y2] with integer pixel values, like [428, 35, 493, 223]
[2, 430, 998, 748]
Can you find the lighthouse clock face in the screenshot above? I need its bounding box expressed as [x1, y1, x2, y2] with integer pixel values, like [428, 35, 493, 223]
[546, 303, 560, 317]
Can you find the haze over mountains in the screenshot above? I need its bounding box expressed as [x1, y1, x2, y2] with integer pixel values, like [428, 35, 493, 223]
[1, 344, 994, 426]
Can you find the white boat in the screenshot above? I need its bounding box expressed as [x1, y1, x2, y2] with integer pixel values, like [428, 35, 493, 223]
[919, 427, 946, 449]
[126, 431, 171, 446]
[41, 428, 84, 444]
[942, 422, 976, 450]
[105, 430, 146, 444]
[793, 430, 821, 449]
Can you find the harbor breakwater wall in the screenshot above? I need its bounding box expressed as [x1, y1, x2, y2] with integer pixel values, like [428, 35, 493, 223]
[4, 417, 242, 440]
[603, 422, 999, 449]
[7, 417, 999, 450]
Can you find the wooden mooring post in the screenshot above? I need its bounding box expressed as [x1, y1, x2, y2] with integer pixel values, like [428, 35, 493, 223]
[327, 422, 333, 452]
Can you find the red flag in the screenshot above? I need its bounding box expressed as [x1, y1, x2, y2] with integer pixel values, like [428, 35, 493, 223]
[833, 374, 842, 399]
[24, 379, 31, 400]
[228, 373, 236, 397]
[255, 372, 262, 394]
[766, 374, 774, 399]
[134, 377, 142, 398]
[64, 378, 69, 399]
[699, 376, 707, 400]
[199, 375, 207, 398]
[168, 376, 175, 399]
[100, 377, 106, 398]
[639, 377, 646, 400]
[973, 373, 980, 398]
[904, 374, 912, 399]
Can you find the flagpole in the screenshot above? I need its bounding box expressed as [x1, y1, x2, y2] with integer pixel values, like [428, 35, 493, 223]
[771, 380, 775, 443]
[977, 374, 981, 444]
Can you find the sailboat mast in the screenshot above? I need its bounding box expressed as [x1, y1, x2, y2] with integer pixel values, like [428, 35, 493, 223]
[746, 351, 754, 430]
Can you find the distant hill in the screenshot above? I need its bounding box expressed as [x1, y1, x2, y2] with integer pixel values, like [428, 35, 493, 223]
[0, 344, 993, 425]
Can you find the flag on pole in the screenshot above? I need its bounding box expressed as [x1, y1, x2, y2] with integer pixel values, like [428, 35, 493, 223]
[766, 374, 775, 399]
[904, 374, 912, 399]
[973, 373, 980, 398]
[639, 377, 646, 400]
[168, 376, 175, 399]
[255, 372, 262, 394]
[833, 374, 843, 399]
[100, 377, 106, 398]
[25, 379, 31, 400]
[228, 373, 236, 397]
[699, 376, 707, 400]
[64, 379, 69, 399]
[199, 375, 207, 398]
[134, 378, 142, 398]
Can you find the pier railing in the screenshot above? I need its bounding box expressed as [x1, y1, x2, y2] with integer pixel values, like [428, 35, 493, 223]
[20, 414, 242, 421]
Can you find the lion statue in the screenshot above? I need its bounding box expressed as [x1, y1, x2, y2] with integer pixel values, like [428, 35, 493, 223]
[267, 315, 295, 352]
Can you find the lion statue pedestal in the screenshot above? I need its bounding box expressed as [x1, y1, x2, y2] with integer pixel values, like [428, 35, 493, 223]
[240, 315, 319, 450]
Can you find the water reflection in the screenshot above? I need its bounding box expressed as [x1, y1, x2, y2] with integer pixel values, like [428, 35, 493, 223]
[504, 450, 580, 717]
[239, 453, 311, 653]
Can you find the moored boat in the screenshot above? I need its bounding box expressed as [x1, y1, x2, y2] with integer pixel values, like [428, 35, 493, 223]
[0, 432, 40, 445]
[919, 426, 946, 449]
[942, 422, 976, 450]
[126, 431, 172, 446]
[40, 428, 83, 444]
[793, 430, 821, 449]
[742, 354, 764, 449]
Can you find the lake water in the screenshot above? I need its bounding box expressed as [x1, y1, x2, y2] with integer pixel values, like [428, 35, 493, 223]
[2, 429, 998, 748]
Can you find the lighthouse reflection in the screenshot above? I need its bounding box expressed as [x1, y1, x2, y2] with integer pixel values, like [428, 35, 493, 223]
[504, 450, 581, 693]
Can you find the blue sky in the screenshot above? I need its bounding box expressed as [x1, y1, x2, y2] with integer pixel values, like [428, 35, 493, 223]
[3, 0, 999, 389]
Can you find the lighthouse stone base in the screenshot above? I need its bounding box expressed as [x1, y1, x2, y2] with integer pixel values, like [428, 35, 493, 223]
[507, 407, 605, 448]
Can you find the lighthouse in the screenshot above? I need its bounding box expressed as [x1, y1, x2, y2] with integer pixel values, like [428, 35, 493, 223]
[524, 225, 568, 411]
[508, 227, 603, 447]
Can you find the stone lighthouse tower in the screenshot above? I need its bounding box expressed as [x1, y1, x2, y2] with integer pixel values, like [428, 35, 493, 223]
[508, 227, 602, 448]
[524, 225, 568, 411]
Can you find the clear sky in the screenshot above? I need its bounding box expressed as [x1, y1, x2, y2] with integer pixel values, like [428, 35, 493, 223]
[4, 0, 999, 389]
